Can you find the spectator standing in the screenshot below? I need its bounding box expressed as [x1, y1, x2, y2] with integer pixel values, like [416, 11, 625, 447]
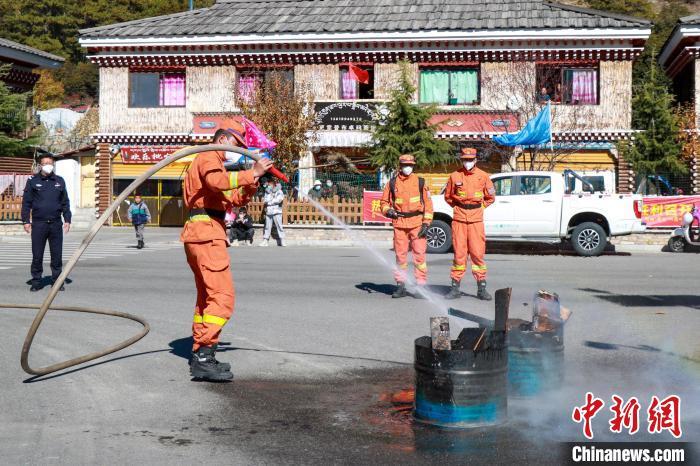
[127, 194, 151, 249]
[308, 179, 322, 200]
[21, 154, 71, 292]
[321, 179, 336, 199]
[260, 179, 286, 247]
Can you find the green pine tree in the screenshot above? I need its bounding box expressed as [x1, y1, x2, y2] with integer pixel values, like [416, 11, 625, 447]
[621, 54, 686, 175]
[0, 65, 32, 156]
[368, 61, 453, 170]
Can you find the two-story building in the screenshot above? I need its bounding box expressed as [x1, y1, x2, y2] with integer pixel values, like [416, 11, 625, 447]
[80, 0, 650, 224]
[659, 14, 700, 195]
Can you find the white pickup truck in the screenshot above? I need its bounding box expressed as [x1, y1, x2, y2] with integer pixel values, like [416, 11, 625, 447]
[428, 170, 646, 256]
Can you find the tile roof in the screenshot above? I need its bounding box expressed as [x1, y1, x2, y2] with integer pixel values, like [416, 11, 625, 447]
[80, 0, 650, 39]
[678, 14, 700, 25]
[0, 37, 65, 63]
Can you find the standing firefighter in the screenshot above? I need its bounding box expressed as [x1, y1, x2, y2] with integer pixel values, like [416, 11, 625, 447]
[381, 154, 433, 298]
[181, 124, 273, 381]
[444, 147, 495, 301]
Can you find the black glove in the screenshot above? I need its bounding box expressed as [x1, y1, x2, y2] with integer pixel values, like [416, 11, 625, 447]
[418, 223, 430, 238]
[385, 208, 398, 219]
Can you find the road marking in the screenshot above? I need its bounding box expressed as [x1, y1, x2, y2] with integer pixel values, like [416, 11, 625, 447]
[0, 241, 180, 271]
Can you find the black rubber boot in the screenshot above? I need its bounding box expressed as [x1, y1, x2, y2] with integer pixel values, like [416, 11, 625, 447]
[392, 282, 408, 299]
[444, 280, 461, 300]
[137, 240, 144, 249]
[190, 345, 233, 381]
[477, 280, 492, 301]
[189, 344, 230, 371]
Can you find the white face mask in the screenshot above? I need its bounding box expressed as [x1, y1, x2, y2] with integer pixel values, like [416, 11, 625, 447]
[401, 166, 413, 176]
[464, 161, 476, 171]
[41, 164, 54, 174]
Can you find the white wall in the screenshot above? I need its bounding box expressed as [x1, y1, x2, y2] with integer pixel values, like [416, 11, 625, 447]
[56, 158, 80, 213]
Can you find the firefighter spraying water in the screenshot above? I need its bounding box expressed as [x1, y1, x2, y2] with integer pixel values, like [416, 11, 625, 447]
[181, 120, 275, 381]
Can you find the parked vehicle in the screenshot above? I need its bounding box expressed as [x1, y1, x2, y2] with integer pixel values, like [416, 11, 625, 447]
[667, 206, 700, 253]
[428, 170, 646, 256]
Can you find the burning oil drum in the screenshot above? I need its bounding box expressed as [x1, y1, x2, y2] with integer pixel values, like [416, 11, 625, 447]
[413, 333, 507, 428]
[507, 328, 564, 397]
[507, 290, 568, 397]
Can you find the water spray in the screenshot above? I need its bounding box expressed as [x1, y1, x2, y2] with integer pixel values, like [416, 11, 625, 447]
[0, 144, 283, 377]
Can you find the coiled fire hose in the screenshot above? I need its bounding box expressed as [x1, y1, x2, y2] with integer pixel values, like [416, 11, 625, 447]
[1, 144, 277, 376]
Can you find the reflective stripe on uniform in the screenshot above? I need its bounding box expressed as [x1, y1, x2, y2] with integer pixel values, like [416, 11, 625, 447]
[423, 213, 433, 220]
[416, 262, 427, 271]
[193, 314, 228, 326]
[394, 199, 404, 205]
[409, 196, 421, 203]
[472, 265, 487, 271]
[474, 192, 483, 198]
[187, 214, 211, 222]
[229, 171, 239, 189]
[382, 205, 390, 213]
[451, 264, 466, 271]
[223, 189, 232, 198]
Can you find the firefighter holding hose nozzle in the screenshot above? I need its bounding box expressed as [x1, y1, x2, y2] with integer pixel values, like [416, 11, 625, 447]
[381, 154, 433, 299]
[182, 122, 273, 381]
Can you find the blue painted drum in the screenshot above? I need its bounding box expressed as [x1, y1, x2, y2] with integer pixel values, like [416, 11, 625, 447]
[507, 329, 564, 398]
[413, 335, 508, 428]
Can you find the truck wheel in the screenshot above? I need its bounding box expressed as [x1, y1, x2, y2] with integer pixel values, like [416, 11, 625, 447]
[668, 236, 686, 253]
[427, 220, 452, 254]
[571, 222, 607, 257]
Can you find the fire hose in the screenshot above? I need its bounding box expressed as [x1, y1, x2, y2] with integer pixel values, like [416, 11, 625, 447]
[1, 144, 286, 377]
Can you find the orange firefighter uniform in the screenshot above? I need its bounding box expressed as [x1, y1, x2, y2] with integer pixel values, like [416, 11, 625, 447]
[380, 155, 434, 285]
[445, 149, 495, 284]
[181, 150, 258, 351]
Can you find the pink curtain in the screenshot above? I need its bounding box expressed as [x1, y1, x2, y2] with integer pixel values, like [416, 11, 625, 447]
[238, 74, 259, 103]
[571, 70, 597, 104]
[159, 73, 186, 106]
[340, 69, 358, 100]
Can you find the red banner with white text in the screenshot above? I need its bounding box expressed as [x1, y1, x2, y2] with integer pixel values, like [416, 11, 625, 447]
[642, 196, 700, 227]
[362, 191, 391, 223]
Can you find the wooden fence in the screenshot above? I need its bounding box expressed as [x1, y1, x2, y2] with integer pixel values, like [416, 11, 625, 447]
[247, 195, 363, 225]
[0, 195, 22, 221]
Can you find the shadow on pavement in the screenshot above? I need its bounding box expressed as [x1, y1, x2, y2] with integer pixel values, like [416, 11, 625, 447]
[24, 276, 73, 289]
[355, 282, 395, 295]
[584, 340, 699, 363]
[579, 288, 700, 310]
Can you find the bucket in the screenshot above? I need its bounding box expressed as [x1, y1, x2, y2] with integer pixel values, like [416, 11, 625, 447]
[413, 334, 507, 428]
[507, 328, 564, 397]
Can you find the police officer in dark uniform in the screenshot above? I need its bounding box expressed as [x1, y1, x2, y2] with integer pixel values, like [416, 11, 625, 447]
[21, 154, 72, 292]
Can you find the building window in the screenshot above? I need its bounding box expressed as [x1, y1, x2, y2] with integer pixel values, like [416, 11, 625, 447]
[129, 72, 186, 108]
[419, 68, 479, 105]
[236, 69, 294, 103]
[237, 72, 263, 104]
[536, 66, 598, 105]
[339, 66, 374, 100]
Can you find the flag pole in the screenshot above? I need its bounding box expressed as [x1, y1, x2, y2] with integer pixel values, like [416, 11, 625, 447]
[548, 101, 554, 153]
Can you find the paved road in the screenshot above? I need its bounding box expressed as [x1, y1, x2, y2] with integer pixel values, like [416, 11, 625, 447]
[1, 228, 698, 465]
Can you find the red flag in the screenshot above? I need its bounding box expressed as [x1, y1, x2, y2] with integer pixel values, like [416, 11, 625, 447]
[348, 64, 369, 84]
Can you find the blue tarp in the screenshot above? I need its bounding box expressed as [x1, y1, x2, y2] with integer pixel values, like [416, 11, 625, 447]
[493, 103, 551, 147]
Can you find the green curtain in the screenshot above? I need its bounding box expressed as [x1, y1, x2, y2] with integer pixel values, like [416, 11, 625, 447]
[419, 70, 449, 104]
[450, 70, 478, 104]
